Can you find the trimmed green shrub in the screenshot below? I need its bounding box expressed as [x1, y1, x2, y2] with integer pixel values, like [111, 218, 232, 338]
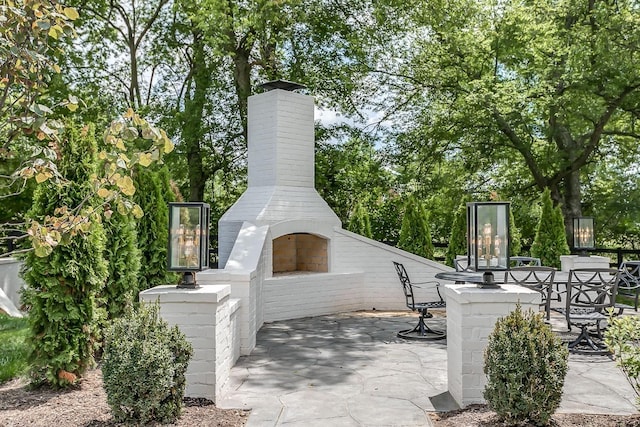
[21, 123, 108, 387]
[347, 201, 373, 238]
[102, 303, 193, 424]
[604, 314, 640, 404]
[398, 195, 434, 259]
[531, 189, 570, 268]
[445, 200, 468, 268]
[484, 304, 568, 426]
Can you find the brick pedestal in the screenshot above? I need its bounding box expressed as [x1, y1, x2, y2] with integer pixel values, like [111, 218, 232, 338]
[560, 255, 610, 272]
[444, 284, 540, 408]
[139, 285, 241, 402]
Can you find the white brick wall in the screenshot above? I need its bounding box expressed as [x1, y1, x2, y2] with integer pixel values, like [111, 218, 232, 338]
[139, 285, 240, 402]
[262, 272, 364, 322]
[444, 284, 540, 408]
[332, 228, 453, 310]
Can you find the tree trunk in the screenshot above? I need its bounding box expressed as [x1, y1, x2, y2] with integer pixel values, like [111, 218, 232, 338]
[232, 45, 252, 143]
[561, 169, 582, 248]
[183, 37, 209, 201]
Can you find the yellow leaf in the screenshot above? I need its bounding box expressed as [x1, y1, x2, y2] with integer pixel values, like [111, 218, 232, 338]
[48, 25, 62, 39]
[138, 153, 152, 167]
[163, 136, 174, 154]
[117, 175, 136, 196]
[98, 151, 107, 160]
[34, 244, 52, 258]
[117, 202, 127, 215]
[35, 172, 49, 183]
[66, 102, 78, 112]
[97, 188, 111, 198]
[53, 64, 61, 73]
[63, 7, 79, 20]
[116, 140, 126, 150]
[131, 205, 144, 219]
[124, 108, 135, 119]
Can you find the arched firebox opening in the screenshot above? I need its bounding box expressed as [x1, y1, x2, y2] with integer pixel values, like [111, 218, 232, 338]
[272, 233, 328, 275]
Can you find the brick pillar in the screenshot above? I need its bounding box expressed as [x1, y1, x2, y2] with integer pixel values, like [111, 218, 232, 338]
[139, 285, 239, 402]
[444, 284, 540, 408]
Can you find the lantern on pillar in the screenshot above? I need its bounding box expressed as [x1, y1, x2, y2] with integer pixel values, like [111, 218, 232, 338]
[467, 202, 510, 272]
[573, 217, 595, 256]
[167, 202, 210, 288]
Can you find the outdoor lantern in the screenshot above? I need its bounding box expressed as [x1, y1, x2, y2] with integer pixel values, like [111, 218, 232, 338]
[168, 202, 210, 288]
[467, 201, 510, 272]
[573, 217, 595, 255]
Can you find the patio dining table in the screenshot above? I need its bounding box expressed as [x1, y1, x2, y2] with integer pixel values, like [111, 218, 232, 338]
[435, 270, 570, 286]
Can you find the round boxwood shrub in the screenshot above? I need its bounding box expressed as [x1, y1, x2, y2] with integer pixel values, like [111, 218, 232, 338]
[483, 304, 568, 425]
[101, 303, 193, 424]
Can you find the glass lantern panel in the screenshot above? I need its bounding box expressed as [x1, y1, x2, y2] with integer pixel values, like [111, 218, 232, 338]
[573, 217, 595, 249]
[469, 203, 509, 271]
[169, 205, 203, 269]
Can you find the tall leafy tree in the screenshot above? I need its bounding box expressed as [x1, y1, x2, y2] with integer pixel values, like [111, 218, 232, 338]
[398, 195, 434, 259]
[347, 201, 373, 238]
[315, 128, 394, 224]
[396, 0, 640, 239]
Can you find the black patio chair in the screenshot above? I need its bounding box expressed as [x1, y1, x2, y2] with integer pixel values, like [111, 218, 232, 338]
[618, 261, 640, 311]
[509, 256, 542, 267]
[563, 268, 620, 355]
[454, 257, 472, 272]
[503, 266, 556, 320]
[393, 261, 446, 340]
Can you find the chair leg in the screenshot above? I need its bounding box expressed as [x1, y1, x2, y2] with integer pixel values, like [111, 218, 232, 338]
[398, 309, 446, 341]
[568, 324, 609, 355]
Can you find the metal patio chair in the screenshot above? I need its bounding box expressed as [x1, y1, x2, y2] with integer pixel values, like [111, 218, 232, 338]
[618, 261, 640, 311]
[510, 256, 542, 267]
[504, 266, 556, 320]
[562, 268, 620, 355]
[393, 261, 446, 340]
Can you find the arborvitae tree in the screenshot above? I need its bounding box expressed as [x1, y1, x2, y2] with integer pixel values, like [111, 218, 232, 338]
[22, 123, 108, 387]
[132, 165, 176, 292]
[398, 196, 435, 259]
[509, 206, 522, 257]
[347, 201, 373, 238]
[445, 200, 468, 268]
[103, 210, 141, 320]
[531, 189, 570, 268]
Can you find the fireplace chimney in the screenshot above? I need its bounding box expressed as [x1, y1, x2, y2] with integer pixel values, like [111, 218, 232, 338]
[218, 82, 341, 268]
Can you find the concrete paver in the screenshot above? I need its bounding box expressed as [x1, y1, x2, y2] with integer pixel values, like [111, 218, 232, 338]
[217, 311, 638, 426]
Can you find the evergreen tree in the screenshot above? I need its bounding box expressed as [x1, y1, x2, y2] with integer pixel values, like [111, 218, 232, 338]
[445, 200, 468, 268]
[132, 165, 176, 292]
[531, 189, 570, 268]
[103, 210, 141, 320]
[398, 196, 434, 259]
[509, 206, 522, 257]
[347, 201, 373, 238]
[22, 123, 108, 387]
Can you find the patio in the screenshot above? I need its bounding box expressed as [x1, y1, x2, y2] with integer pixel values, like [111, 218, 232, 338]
[217, 310, 638, 426]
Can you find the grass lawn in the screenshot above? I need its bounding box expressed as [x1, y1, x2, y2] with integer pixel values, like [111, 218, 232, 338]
[0, 313, 29, 383]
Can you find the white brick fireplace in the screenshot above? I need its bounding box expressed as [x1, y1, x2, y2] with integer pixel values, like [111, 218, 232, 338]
[141, 82, 452, 402]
